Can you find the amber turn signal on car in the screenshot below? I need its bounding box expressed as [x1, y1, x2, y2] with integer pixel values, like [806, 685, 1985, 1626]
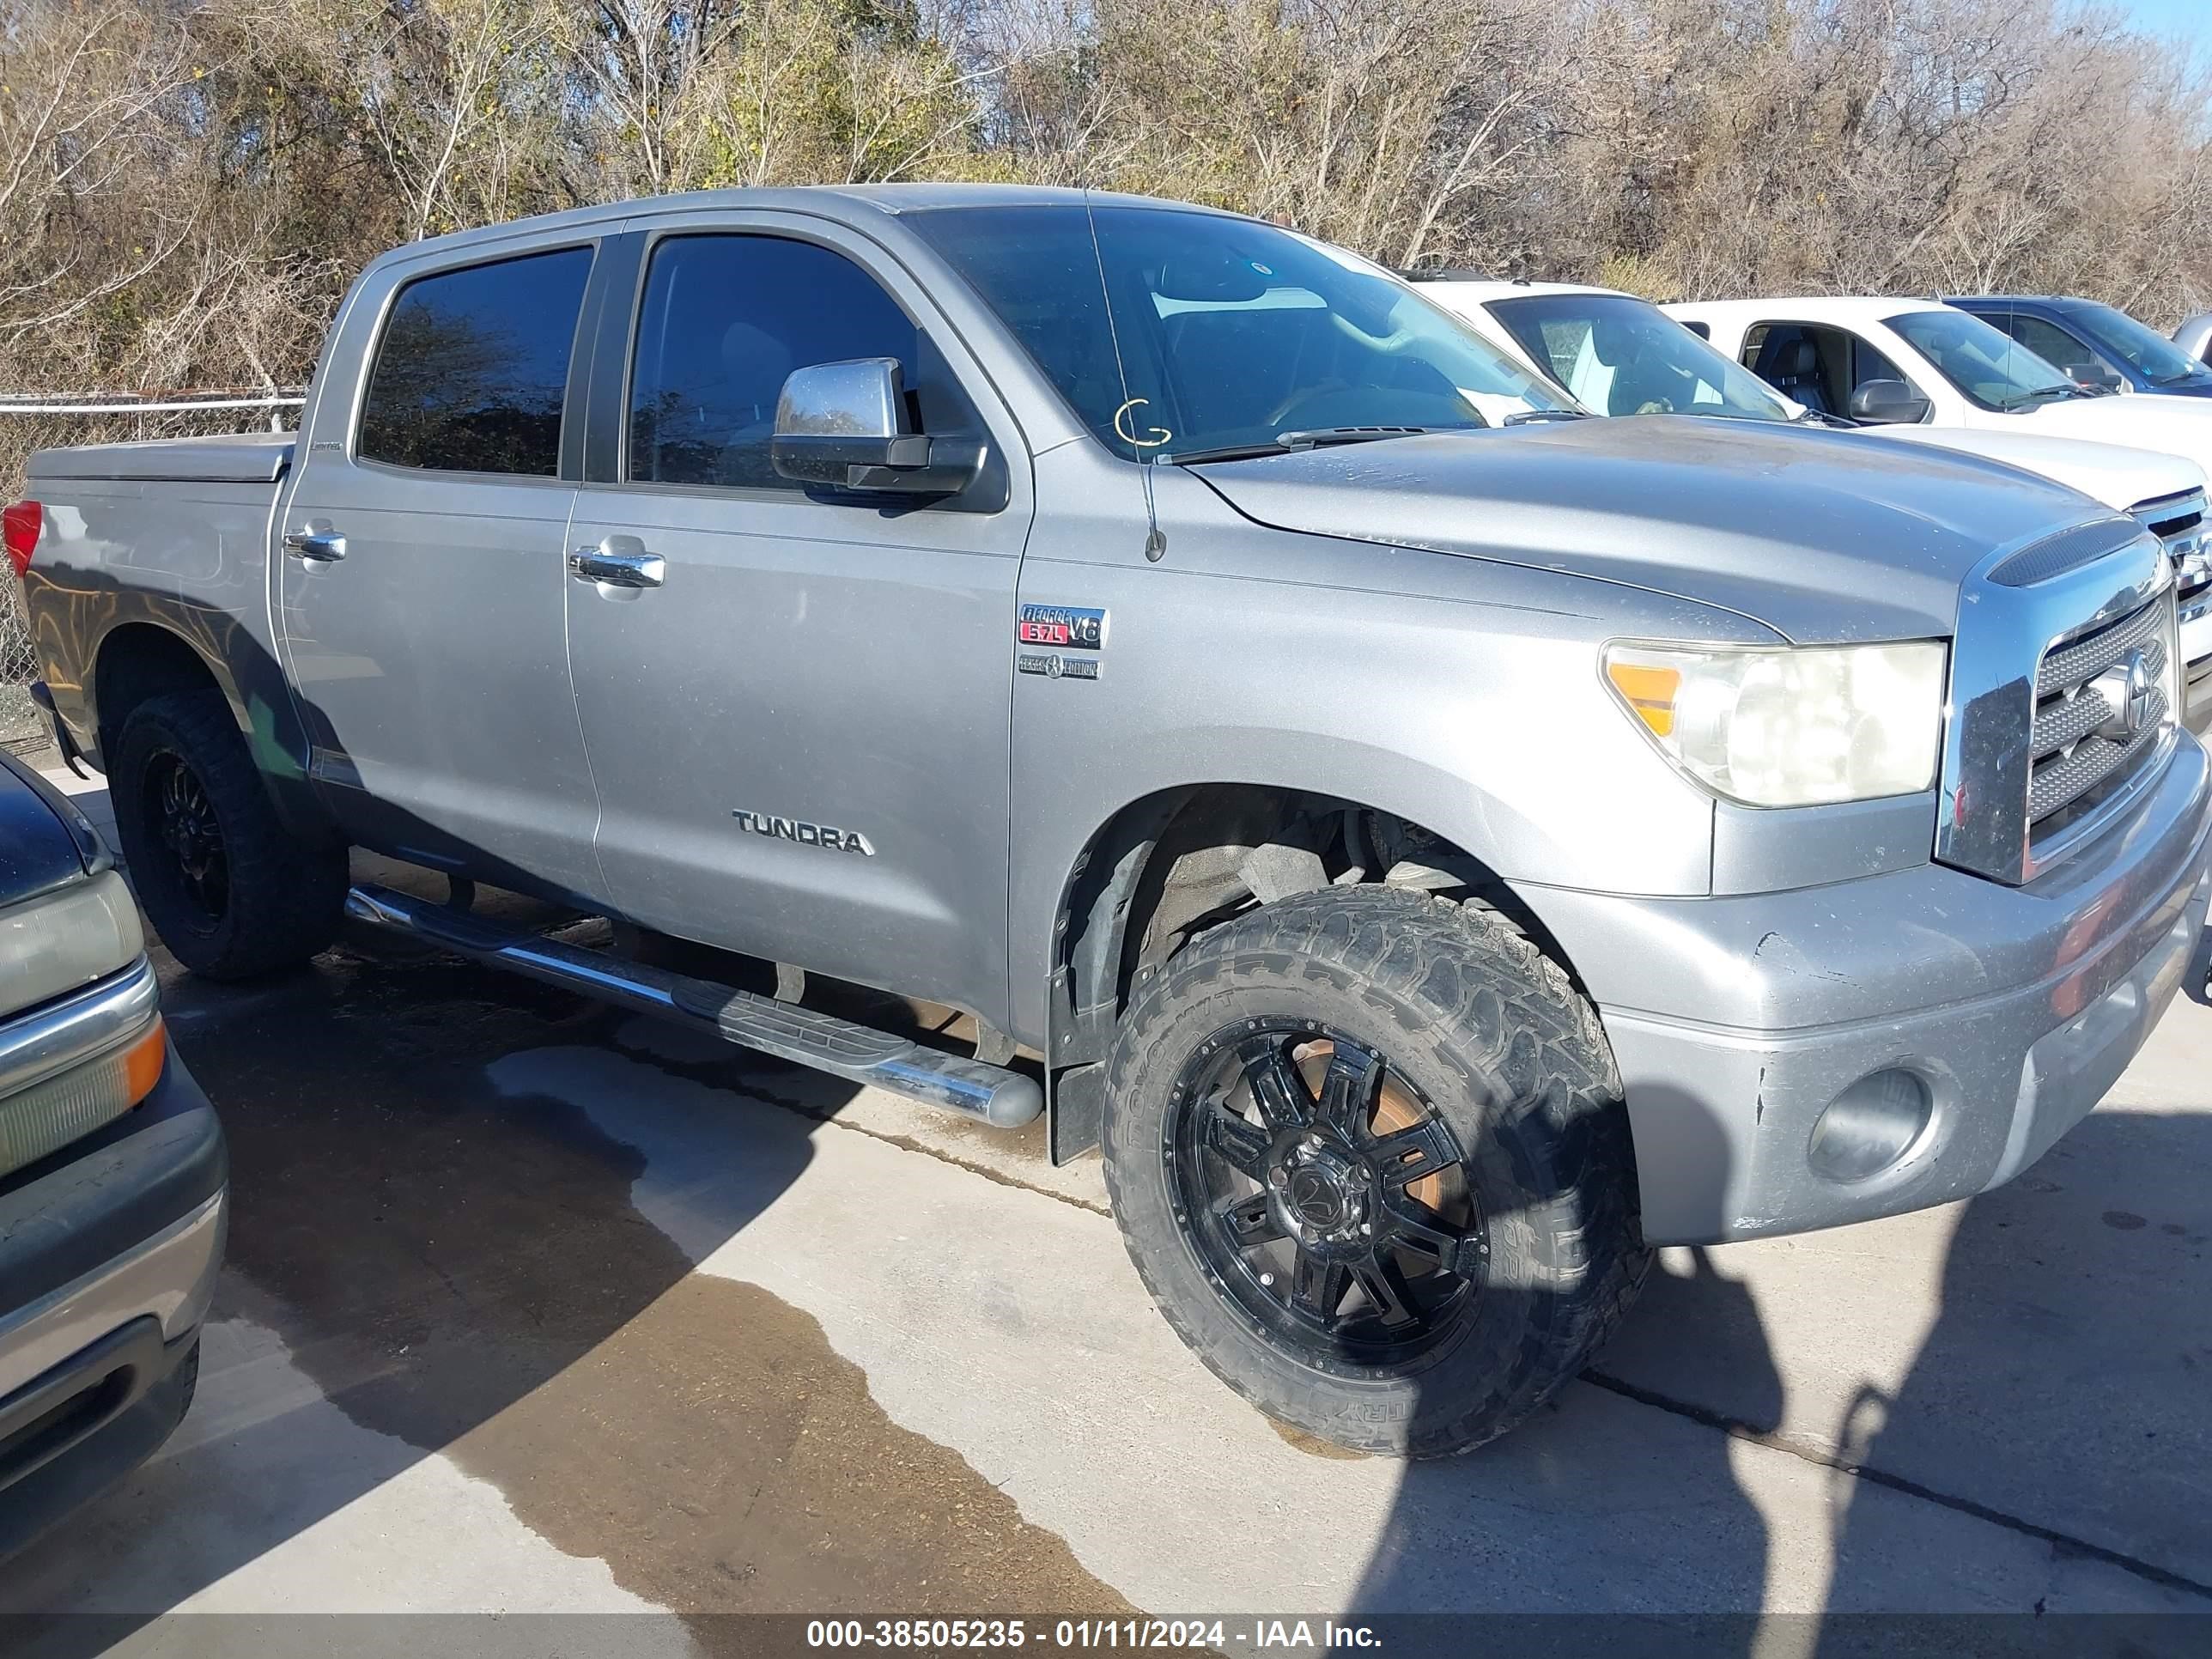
[122, 1015, 168, 1107]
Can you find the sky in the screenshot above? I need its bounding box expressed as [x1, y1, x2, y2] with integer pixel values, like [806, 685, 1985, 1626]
[2119, 0, 2212, 45]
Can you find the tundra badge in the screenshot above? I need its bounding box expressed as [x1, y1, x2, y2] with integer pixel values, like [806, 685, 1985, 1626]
[732, 810, 876, 856]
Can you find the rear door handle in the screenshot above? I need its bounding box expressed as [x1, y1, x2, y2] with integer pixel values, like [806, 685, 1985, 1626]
[283, 524, 346, 562]
[568, 539, 665, 589]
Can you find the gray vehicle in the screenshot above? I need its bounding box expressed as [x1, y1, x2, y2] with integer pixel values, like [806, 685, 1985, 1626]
[0, 744, 224, 1555]
[2178, 312, 2212, 368]
[15, 186, 2212, 1456]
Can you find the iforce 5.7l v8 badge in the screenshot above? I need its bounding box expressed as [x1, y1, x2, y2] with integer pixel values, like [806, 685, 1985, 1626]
[1017, 604, 1107, 681]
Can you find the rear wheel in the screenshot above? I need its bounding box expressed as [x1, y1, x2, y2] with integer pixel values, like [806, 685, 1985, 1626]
[110, 690, 348, 980]
[1103, 885, 1648, 1455]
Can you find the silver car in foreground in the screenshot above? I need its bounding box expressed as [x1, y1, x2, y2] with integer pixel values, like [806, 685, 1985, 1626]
[0, 745, 224, 1556]
[16, 186, 2211, 1455]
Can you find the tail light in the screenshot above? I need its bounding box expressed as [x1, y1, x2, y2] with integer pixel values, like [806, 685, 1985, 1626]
[3, 500, 41, 579]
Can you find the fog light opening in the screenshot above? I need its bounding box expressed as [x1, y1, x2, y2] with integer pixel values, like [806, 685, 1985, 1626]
[1808, 1068, 1933, 1184]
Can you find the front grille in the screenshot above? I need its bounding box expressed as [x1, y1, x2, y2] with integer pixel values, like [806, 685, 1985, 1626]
[2136, 489, 2208, 607]
[1937, 529, 2172, 885]
[2026, 597, 2170, 843]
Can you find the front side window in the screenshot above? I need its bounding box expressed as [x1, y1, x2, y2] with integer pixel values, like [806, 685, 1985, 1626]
[1882, 309, 2081, 412]
[1739, 322, 1893, 416]
[627, 234, 921, 490]
[1486, 294, 1791, 421]
[2062, 301, 2212, 386]
[357, 247, 592, 476]
[908, 204, 1568, 461]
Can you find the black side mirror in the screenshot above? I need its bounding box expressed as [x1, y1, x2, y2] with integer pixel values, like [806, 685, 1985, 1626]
[1848, 378, 1932, 424]
[2066, 360, 2124, 392]
[770, 358, 984, 495]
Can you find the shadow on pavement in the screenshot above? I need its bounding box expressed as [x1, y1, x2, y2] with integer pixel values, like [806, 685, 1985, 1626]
[1814, 921, 2212, 1638]
[1814, 1097, 2212, 1653]
[0, 942, 811, 1644]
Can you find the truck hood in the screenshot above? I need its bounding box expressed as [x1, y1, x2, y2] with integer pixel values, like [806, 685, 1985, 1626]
[2007, 395, 2212, 487]
[1191, 416, 2118, 642]
[1865, 426, 2203, 514]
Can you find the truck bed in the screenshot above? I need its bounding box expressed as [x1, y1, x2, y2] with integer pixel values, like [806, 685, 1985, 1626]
[27, 432, 294, 483]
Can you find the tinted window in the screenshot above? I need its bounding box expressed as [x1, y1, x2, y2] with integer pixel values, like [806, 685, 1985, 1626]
[358, 247, 592, 476]
[628, 235, 920, 489]
[909, 205, 1566, 460]
[2062, 302, 2211, 385]
[2002, 313, 2100, 376]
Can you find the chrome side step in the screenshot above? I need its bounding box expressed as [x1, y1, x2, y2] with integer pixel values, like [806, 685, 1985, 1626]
[343, 884, 1042, 1129]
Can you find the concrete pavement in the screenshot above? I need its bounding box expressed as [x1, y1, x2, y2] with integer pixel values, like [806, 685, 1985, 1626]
[3, 767, 2209, 1655]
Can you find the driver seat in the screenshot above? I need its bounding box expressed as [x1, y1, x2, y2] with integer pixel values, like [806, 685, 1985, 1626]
[1761, 337, 1832, 414]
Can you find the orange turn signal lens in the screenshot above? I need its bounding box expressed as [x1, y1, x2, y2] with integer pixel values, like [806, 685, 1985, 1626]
[1604, 661, 1680, 737]
[122, 1015, 167, 1107]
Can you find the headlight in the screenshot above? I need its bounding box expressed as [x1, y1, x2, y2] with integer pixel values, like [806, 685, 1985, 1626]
[1602, 640, 1948, 806]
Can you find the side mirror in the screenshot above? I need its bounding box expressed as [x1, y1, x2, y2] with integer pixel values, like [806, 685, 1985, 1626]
[770, 358, 984, 495]
[1848, 378, 1931, 424]
[2066, 360, 2124, 392]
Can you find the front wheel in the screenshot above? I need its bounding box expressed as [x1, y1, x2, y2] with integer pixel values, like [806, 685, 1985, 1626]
[1103, 886, 1649, 1456]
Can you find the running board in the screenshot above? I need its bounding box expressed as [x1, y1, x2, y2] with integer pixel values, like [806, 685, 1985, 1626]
[343, 884, 1043, 1129]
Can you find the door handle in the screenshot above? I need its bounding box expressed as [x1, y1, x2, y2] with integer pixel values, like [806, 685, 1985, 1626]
[283, 524, 346, 562]
[568, 542, 665, 589]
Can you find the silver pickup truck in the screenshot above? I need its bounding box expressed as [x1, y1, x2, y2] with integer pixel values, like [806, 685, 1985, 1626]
[16, 185, 2212, 1456]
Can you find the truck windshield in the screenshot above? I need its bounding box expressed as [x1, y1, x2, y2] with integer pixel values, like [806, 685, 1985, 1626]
[2063, 301, 2212, 387]
[908, 203, 1571, 462]
[1883, 309, 2081, 411]
[1484, 293, 1794, 421]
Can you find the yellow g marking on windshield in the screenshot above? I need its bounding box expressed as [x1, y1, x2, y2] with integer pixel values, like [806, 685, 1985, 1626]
[1114, 398, 1173, 448]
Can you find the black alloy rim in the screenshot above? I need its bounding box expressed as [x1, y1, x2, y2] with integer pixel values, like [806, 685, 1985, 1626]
[1165, 1020, 1485, 1368]
[143, 749, 228, 928]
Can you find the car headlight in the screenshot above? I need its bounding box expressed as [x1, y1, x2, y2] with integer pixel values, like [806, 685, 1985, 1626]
[1602, 640, 1948, 806]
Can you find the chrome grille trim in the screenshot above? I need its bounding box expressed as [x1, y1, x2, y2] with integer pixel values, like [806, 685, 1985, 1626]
[1936, 524, 2173, 886]
[2027, 715, 2166, 822]
[2025, 594, 2172, 844]
[2035, 598, 2166, 696]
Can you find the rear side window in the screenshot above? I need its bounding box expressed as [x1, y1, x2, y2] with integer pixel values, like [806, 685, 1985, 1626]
[357, 246, 593, 476]
[627, 234, 921, 490]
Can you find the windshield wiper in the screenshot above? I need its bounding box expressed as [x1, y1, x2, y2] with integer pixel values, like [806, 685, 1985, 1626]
[1500, 409, 1589, 425]
[1274, 423, 1471, 446]
[1169, 424, 1469, 465]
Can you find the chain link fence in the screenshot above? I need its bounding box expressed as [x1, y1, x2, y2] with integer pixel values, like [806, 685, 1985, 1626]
[1, 396, 301, 755]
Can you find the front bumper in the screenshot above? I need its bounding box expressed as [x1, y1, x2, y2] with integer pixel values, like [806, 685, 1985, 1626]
[1527, 732, 2212, 1246]
[0, 1041, 226, 1559]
